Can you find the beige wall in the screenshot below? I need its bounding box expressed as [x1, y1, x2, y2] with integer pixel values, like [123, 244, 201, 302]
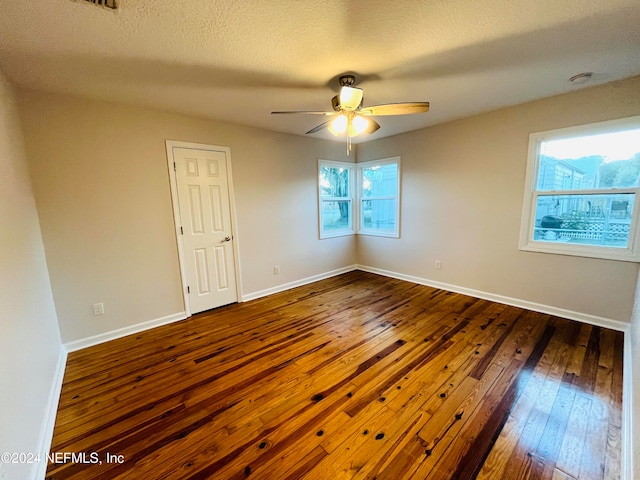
[17, 78, 639, 344]
[17, 90, 356, 344]
[8, 73, 640, 477]
[0, 71, 62, 478]
[357, 76, 640, 323]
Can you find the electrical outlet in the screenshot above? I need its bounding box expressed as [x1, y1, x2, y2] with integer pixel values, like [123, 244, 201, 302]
[435, 260, 442, 270]
[274, 265, 280, 275]
[92, 303, 104, 316]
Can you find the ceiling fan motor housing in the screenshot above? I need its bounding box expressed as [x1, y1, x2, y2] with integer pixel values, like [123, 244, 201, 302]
[331, 95, 340, 111]
[338, 75, 356, 87]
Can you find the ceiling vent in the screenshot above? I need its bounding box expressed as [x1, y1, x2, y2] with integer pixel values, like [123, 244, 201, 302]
[82, 0, 117, 10]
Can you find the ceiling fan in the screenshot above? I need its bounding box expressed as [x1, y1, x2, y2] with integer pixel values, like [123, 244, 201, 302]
[271, 74, 429, 154]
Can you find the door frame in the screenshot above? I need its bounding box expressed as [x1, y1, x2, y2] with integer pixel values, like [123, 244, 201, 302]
[165, 140, 242, 316]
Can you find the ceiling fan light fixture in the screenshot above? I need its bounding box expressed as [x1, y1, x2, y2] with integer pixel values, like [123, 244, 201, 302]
[350, 114, 371, 136]
[328, 114, 370, 137]
[328, 114, 348, 135]
[339, 86, 364, 110]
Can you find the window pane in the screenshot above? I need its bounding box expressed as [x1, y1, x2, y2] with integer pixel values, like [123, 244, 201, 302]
[321, 200, 351, 231]
[320, 166, 350, 197]
[537, 128, 640, 190]
[362, 164, 398, 197]
[532, 193, 634, 247]
[362, 199, 396, 231]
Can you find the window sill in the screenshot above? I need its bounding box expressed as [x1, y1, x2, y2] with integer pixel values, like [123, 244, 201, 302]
[519, 240, 640, 262]
[357, 230, 400, 238]
[319, 230, 355, 239]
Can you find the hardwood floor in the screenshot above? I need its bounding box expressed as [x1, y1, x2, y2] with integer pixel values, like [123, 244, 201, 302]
[46, 271, 624, 479]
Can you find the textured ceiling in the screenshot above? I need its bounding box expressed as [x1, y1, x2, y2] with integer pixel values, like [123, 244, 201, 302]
[1, 0, 639, 142]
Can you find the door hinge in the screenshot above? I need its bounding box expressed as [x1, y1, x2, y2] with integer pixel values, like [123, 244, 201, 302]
[173, 162, 176, 171]
[187, 286, 190, 294]
[180, 226, 183, 235]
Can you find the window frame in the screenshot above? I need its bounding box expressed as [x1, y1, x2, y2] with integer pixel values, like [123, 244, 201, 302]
[318, 159, 355, 239]
[519, 116, 640, 262]
[357, 157, 401, 238]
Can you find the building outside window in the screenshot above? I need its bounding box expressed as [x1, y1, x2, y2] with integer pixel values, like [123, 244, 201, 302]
[358, 157, 400, 238]
[318, 160, 354, 238]
[519, 116, 640, 262]
[318, 157, 401, 239]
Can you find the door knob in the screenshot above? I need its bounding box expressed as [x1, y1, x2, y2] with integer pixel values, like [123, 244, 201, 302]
[220, 236, 231, 243]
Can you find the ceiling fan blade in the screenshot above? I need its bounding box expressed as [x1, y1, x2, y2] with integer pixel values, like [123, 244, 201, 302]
[271, 110, 338, 115]
[366, 118, 381, 134]
[360, 102, 429, 116]
[339, 86, 364, 110]
[306, 120, 332, 135]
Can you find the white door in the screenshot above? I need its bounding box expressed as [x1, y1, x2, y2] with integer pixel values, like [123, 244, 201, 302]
[172, 145, 238, 313]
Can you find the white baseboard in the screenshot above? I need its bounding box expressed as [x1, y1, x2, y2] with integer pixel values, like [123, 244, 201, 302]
[242, 265, 358, 302]
[63, 265, 359, 351]
[33, 345, 67, 480]
[63, 266, 359, 352]
[356, 264, 630, 333]
[64, 312, 188, 352]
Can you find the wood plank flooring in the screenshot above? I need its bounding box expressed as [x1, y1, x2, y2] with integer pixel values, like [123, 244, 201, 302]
[46, 271, 624, 479]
